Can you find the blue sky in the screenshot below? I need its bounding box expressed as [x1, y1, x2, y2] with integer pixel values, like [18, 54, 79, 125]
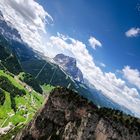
[1, 0, 140, 117]
[39, 0, 140, 71]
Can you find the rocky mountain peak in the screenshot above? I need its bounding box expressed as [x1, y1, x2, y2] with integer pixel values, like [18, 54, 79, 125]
[54, 54, 84, 83]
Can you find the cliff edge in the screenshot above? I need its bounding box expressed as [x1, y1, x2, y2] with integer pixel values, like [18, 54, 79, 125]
[15, 87, 140, 140]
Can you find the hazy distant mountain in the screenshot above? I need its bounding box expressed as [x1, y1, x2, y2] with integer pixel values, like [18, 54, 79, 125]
[54, 53, 84, 83]
[0, 11, 21, 42]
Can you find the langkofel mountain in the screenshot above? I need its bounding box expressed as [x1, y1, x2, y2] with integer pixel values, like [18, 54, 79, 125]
[54, 53, 84, 83]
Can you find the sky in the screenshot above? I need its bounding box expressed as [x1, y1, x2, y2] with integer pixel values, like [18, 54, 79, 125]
[0, 0, 140, 117]
[39, 0, 140, 70]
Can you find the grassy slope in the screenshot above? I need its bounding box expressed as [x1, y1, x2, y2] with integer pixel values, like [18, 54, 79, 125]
[0, 70, 44, 127]
[0, 70, 55, 139]
[42, 84, 55, 94]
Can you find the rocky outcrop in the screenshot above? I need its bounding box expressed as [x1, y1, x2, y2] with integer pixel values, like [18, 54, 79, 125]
[54, 54, 84, 82]
[15, 87, 140, 140]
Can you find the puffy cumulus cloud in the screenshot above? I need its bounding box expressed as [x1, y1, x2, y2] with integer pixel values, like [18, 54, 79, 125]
[125, 27, 140, 37]
[0, 0, 52, 54]
[48, 33, 140, 117]
[88, 36, 102, 49]
[122, 66, 140, 90]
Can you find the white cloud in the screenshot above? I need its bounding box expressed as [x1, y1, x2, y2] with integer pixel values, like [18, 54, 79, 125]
[125, 28, 140, 37]
[88, 36, 102, 49]
[0, 0, 53, 55]
[99, 62, 106, 68]
[122, 66, 140, 90]
[48, 33, 140, 117]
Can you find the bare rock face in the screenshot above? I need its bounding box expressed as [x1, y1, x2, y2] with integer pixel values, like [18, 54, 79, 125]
[15, 87, 140, 140]
[53, 54, 84, 83]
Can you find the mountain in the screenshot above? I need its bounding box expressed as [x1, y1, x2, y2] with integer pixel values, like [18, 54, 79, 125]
[0, 11, 21, 42]
[0, 35, 22, 75]
[53, 54, 84, 83]
[0, 12, 136, 117]
[0, 30, 45, 139]
[0, 16, 93, 101]
[15, 87, 140, 140]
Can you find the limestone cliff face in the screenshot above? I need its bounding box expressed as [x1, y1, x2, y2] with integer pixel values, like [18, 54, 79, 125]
[53, 54, 84, 83]
[15, 87, 140, 140]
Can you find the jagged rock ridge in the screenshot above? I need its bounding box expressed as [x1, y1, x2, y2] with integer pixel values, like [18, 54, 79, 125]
[15, 87, 140, 140]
